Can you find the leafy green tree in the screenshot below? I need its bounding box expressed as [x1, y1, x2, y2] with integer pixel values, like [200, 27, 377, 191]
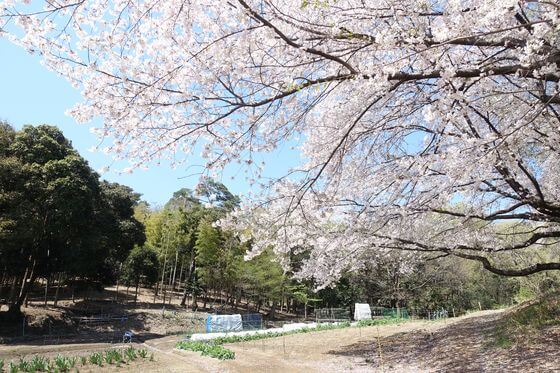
[289, 284, 322, 320]
[121, 245, 159, 303]
[239, 248, 286, 315]
[195, 219, 223, 307]
[0, 124, 145, 315]
[0, 125, 103, 314]
[94, 181, 146, 283]
[0, 120, 15, 155]
[0, 125, 35, 306]
[143, 182, 241, 309]
[165, 188, 200, 211]
[195, 178, 240, 210]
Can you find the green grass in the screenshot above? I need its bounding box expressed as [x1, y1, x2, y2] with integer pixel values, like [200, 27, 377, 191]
[176, 317, 408, 360]
[0, 346, 154, 372]
[490, 296, 560, 348]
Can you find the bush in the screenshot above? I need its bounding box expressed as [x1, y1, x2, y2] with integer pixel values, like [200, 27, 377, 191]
[0, 347, 153, 373]
[53, 355, 71, 371]
[125, 346, 137, 361]
[176, 341, 235, 360]
[356, 318, 404, 327]
[138, 349, 148, 359]
[8, 361, 18, 373]
[89, 352, 103, 366]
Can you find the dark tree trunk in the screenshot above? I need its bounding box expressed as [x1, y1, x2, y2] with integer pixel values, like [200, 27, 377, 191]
[269, 300, 277, 320]
[191, 292, 197, 311]
[134, 281, 139, 304]
[153, 281, 159, 304]
[180, 254, 195, 306]
[44, 276, 49, 307]
[9, 261, 37, 315]
[8, 276, 18, 305]
[53, 273, 62, 307]
[0, 272, 5, 302]
[71, 282, 76, 303]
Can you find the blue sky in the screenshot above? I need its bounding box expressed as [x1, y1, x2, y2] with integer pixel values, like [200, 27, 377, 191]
[0, 39, 299, 206]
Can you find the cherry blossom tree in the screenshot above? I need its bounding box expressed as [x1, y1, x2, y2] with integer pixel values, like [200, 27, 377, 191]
[2, 0, 560, 285]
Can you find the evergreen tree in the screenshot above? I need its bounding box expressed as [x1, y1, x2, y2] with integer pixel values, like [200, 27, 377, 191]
[121, 245, 159, 304]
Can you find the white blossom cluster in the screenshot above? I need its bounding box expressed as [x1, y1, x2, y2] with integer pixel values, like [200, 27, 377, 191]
[2, 0, 560, 284]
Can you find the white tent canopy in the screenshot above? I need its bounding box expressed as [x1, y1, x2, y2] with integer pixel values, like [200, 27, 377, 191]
[354, 303, 372, 321]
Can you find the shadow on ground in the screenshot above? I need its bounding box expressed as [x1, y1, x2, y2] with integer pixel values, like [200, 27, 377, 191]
[329, 312, 560, 372]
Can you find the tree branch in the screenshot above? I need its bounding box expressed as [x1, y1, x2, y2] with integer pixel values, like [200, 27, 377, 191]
[451, 251, 560, 276]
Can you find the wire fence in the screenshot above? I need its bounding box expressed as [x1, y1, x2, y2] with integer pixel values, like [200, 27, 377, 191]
[4, 304, 454, 346]
[315, 306, 452, 323]
[315, 308, 351, 322]
[370, 307, 410, 319]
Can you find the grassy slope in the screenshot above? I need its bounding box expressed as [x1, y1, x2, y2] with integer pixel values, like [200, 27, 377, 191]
[491, 294, 560, 347]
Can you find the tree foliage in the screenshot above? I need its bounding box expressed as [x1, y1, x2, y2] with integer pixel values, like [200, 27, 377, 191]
[0, 124, 144, 313]
[121, 245, 159, 302]
[3, 0, 560, 284]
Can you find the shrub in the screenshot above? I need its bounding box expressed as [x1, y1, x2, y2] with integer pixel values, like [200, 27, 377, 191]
[8, 361, 18, 373]
[16, 358, 28, 372]
[176, 341, 235, 360]
[89, 352, 103, 366]
[1, 347, 154, 373]
[138, 349, 148, 359]
[53, 355, 71, 372]
[356, 318, 403, 327]
[104, 350, 114, 365]
[29, 356, 49, 372]
[125, 346, 137, 361]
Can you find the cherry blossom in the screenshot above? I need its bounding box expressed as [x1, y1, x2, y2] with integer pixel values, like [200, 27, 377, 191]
[2, 0, 560, 284]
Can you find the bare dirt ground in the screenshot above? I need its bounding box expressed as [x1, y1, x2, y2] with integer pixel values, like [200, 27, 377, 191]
[1, 308, 558, 372]
[0, 286, 297, 342]
[335, 310, 560, 372]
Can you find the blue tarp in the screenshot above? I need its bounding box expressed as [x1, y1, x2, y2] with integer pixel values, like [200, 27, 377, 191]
[241, 313, 262, 330]
[206, 314, 243, 333]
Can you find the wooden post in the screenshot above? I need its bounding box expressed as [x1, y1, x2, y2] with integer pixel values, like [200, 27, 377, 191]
[376, 326, 384, 372]
[153, 281, 159, 304]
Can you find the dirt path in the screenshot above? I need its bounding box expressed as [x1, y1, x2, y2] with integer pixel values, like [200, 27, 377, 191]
[5, 309, 550, 372]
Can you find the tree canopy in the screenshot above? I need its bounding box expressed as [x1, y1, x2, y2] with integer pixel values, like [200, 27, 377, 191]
[121, 245, 159, 303]
[2, 1, 560, 285]
[0, 124, 145, 313]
